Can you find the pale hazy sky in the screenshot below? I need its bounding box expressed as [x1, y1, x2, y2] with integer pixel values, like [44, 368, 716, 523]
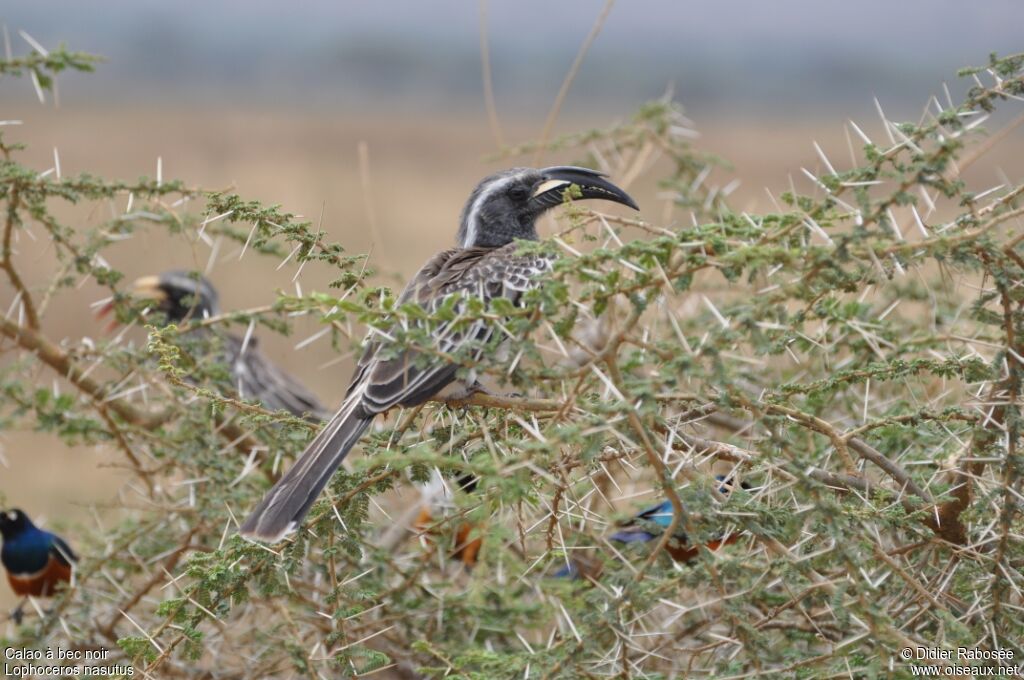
[2, 0, 1021, 115]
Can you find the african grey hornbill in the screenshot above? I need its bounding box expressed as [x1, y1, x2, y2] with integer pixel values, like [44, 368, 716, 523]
[118, 271, 329, 422]
[240, 166, 638, 542]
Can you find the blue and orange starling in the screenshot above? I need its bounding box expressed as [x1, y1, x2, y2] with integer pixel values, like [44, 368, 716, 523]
[556, 477, 747, 579]
[609, 498, 741, 563]
[0, 509, 77, 623]
[610, 476, 748, 562]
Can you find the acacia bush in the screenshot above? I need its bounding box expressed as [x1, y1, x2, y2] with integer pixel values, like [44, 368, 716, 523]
[1, 45, 1023, 678]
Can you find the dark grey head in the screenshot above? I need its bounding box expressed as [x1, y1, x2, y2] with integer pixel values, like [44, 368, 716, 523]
[130, 270, 220, 323]
[456, 166, 638, 248]
[0, 508, 33, 539]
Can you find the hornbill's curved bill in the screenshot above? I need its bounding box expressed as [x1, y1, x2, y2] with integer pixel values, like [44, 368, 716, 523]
[105, 271, 328, 422]
[240, 166, 638, 542]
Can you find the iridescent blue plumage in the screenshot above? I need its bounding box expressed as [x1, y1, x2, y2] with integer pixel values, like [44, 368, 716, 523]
[611, 475, 740, 546]
[553, 476, 748, 579]
[553, 563, 576, 578]
[0, 509, 77, 622]
[2, 525, 60, 573]
[610, 500, 678, 544]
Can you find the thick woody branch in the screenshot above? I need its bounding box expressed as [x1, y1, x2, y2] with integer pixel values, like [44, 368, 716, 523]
[705, 408, 960, 539]
[926, 250, 1023, 546]
[0, 316, 173, 429]
[2, 187, 40, 330]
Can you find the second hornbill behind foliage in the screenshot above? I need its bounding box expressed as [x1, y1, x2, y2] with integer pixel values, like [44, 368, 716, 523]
[241, 166, 639, 542]
[124, 271, 329, 422]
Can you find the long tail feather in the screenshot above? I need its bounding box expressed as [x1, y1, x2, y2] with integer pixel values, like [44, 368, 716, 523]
[239, 389, 373, 542]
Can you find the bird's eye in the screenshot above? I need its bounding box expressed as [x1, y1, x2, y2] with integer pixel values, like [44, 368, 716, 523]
[508, 185, 529, 201]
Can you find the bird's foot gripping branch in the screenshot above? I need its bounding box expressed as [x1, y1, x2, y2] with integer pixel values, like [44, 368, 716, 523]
[2, 44, 1024, 678]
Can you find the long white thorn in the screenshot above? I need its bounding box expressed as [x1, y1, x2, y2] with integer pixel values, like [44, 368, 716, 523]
[813, 141, 837, 176]
[874, 97, 896, 145]
[18, 30, 48, 56]
[849, 120, 872, 146]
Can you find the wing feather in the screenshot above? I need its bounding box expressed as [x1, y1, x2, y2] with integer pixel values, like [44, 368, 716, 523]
[49, 534, 78, 568]
[355, 244, 552, 413]
[224, 335, 329, 422]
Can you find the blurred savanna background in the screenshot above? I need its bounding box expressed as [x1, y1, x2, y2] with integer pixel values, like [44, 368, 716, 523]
[1, 0, 1023, 618]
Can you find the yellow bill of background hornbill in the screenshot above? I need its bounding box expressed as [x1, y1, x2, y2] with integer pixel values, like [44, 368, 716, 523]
[1, 509, 77, 624]
[114, 270, 329, 422]
[241, 166, 638, 542]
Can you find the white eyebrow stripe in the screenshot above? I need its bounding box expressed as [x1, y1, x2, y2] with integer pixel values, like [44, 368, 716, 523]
[461, 171, 526, 248]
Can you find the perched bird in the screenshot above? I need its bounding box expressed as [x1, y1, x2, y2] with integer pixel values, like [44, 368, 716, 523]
[118, 271, 329, 422]
[0, 509, 77, 623]
[609, 500, 741, 563]
[609, 476, 747, 563]
[241, 166, 638, 542]
[412, 472, 483, 567]
[555, 476, 746, 578]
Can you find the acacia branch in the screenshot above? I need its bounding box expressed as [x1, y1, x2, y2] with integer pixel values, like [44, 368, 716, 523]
[0, 316, 173, 428]
[436, 391, 565, 412]
[602, 357, 691, 577]
[2, 187, 40, 330]
[98, 528, 200, 642]
[705, 409, 959, 538]
[927, 251, 1021, 546]
[806, 468, 922, 516]
[846, 438, 934, 504]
